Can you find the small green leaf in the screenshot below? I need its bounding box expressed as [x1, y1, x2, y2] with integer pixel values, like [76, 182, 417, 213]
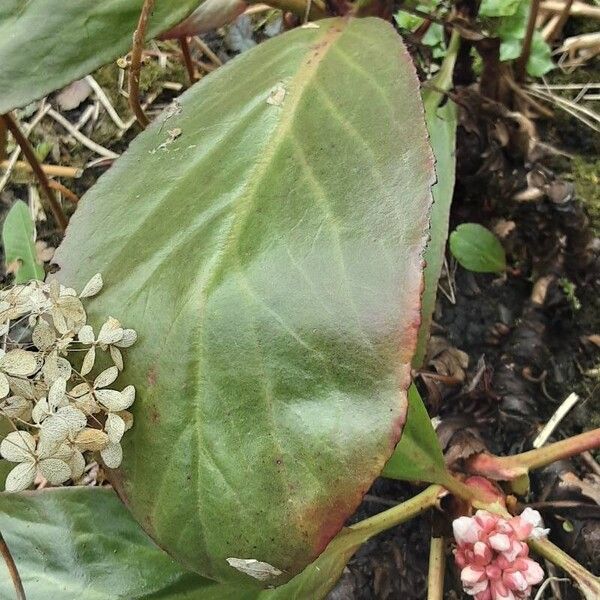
[492, 0, 554, 76]
[480, 0, 521, 17]
[2, 200, 44, 283]
[449, 223, 506, 273]
[382, 385, 446, 483]
[0, 1, 206, 112]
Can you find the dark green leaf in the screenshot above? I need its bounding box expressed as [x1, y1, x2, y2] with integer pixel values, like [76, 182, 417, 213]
[0, 487, 246, 600]
[0, 0, 205, 113]
[2, 200, 44, 283]
[0, 485, 438, 600]
[382, 385, 446, 483]
[54, 17, 435, 584]
[449, 223, 506, 273]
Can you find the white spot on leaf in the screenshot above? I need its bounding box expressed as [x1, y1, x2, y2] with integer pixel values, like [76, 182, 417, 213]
[226, 557, 282, 581]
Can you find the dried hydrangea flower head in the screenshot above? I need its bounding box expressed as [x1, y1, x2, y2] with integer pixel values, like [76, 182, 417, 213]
[0, 274, 137, 491]
[453, 509, 547, 600]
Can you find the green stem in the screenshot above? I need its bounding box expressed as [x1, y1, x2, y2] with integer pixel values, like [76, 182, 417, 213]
[530, 538, 600, 599]
[424, 28, 461, 110]
[247, 0, 329, 19]
[350, 485, 442, 539]
[427, 537, 446, 600]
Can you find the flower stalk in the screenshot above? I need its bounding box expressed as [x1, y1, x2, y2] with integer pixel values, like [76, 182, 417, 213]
[466, 428, 600, 481]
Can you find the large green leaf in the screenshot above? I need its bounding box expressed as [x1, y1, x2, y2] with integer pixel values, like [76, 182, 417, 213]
[0, 0, 204, 113]
[54, 17, 434, 584]
[2, 200, 44, 284]
[0, 485, 439, 600]
[0, 487, 243, 600]
[382, 384, 447, 483]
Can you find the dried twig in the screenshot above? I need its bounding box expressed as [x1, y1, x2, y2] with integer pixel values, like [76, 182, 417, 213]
[192, 36, 222, 67]
[516, 0, 542, 81]
[179, 37, 198, 84]
[0, 102, 50, 193]
[0, 530, 26, 600]
[129, 0, 156, 129]
[46, 109, 119, 159]
[533, 392, 580, 448]
[84, 76, 128, 129]
[1, 113, 68, 232]
[1, 161, 82, 179]
[545, 0, 574, 42]
[48, 180, 80, 204]
[541, 0, 600, 19]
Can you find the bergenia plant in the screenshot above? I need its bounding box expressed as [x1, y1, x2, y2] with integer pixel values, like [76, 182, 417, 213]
[0, 1, 598, 599]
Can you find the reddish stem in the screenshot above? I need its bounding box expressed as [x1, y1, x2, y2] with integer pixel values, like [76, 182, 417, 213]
[179, 37, 198, 84]
[1, 114, 68, 232]
[0, 531, 26, 600]
[467, 428, 600, 480]
[128, 0, 155, 129]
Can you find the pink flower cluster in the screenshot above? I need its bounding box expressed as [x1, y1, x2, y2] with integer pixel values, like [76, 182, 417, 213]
[453, 508, 548, 600]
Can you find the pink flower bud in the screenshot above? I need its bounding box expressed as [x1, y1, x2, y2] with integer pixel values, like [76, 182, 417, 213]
[453, 510, 546, 599]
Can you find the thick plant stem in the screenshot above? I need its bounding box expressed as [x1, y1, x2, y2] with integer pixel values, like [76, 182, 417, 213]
[467, 428, 600, 480]
[530, 538, 600, 599]
[515, 0, 541, 81]
[247, 0, 328, 19]
[129, 0, 155, 129]
[427, 537, 446, 600]
[0, 531, 26, 600]
[0, 114, 67, 232]
[350, 485, 442, 538]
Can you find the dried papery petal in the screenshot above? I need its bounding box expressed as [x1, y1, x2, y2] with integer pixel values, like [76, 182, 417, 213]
[79, 273, 103, 298]
[100, 442, 123, 468]
[110, 345, 123, 370]
[97, 317, 123, 346]
[94, 366, 119, 389]
[32, 319, 57, 350]
[105, 413, 125, 444]
[7, 376, 36, 400]
[78, 324, 95, 345]
[0, 349, 38, 376]
[0, 431, 36, 462]
[81, 346, 96, 376]
[115, 329, 137, 348]
[0, 373, 10, 399]
[0, 396, 32, 420]
[32, 398, 52, 424]
[5, 462, 36, 492]
[38, 457, 71, 485]
[39, 406, 87, 455]
[117, 410, 134, 431]
[95, 389, 128, 412]
[51, 295, 86, 333]
[42, 352, 72, 383]
[67, 449, 86, 479]
[121, 385, 135, 409]
[74, 428, 110, 452]
[48, 377, 67, 410]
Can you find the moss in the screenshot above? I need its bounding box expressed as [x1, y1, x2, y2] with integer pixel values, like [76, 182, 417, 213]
[572, 155, 600, 234]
